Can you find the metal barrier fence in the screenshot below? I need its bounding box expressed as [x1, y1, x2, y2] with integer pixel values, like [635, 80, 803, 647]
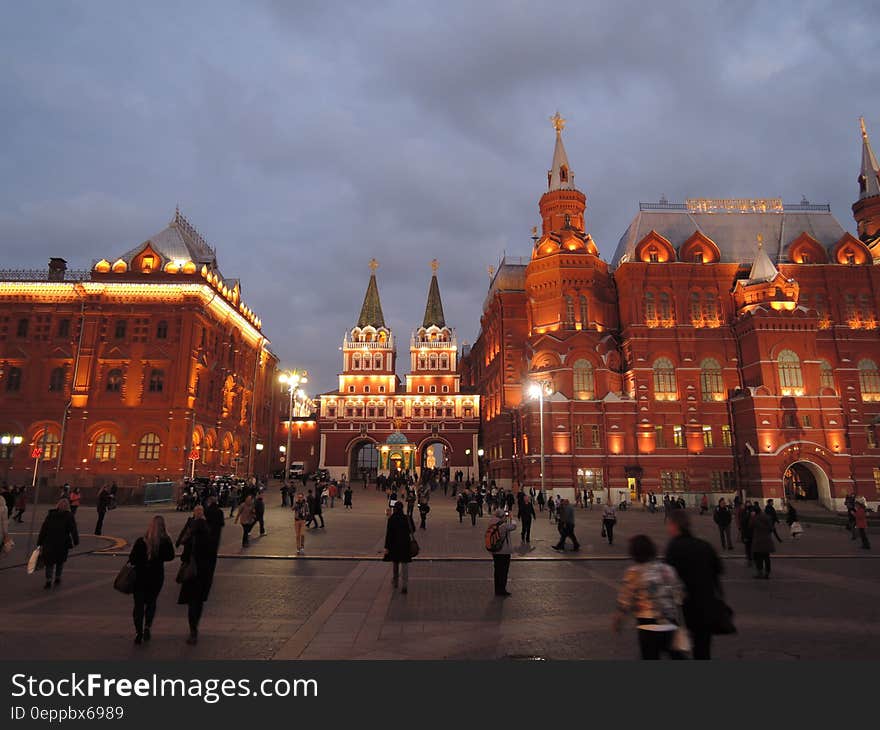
[144, 481, 175, 505]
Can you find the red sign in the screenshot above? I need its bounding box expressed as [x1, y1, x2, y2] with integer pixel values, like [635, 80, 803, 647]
[31, 447, 42, 459]
[189, 448, 200, 460]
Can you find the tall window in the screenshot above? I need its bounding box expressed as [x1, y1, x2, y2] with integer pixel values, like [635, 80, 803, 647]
[16, 318, 28, 338]
[653, 358, 677, 400]
[702, 425, 714, 448]
[106, 368, 123, 392]
[673, 425, 685, 448]
[777, 350, 803, 393]
[156, 320, 168, 339]
[655, 425, 665, 448]
[591, 424, 601, 448]
[860, 294, 873, 323]
[721, 425, 733, 447]
[565, 296, 575, 329]
[574, 425, 584, 448]
[6, 367, 22, 392]
[700, 358, 724, 401]
[114, 320, 127, 339]
[37, 431, 60, 461]
[573, 359, 594, 400]
[644, 292, 656, 323]
[820, 360, 835, 391]
[138, 433, 161, 460]
[353, 355, 361, 370]
[858, 359, 880, 401]
[703, 293, 718, 323]
[48, 367, 65, 392]
[57, 319, 70, 338]
[94, 432, 118, 462]
[658, 292, 673, 323]
[148, 369, 164, 393]
[690, 292, 702, 324]
[579, 296, 589, 328]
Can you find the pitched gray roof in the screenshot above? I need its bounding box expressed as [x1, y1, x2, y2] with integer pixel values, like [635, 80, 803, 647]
[611, 203, 848, 268]
[117, 208, 218, 267]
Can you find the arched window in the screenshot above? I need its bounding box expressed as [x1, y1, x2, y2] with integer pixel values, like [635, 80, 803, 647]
[429, 355, 437, 369]
[418, 355, 426, 369]
[579, 296, 589, 328]
[565, 296, 575, 329]
[819, 360, 835, 391]
[572, 359, 594, 400]
[6, 366, 22, 392]
[156, 320, 168, 339]
[858, 359, 880, 401]
[644, 292, 656, 323]
[374, 355, 382, 369]
[690, 292, 702, 324]
[658, 292, 673, 323]
[148, 369, 164, 393]
[653, 358, 677, 400]
[94, 432, 118, 462]
[352, 355, 361, 370]
[106, 369, 123, 393]
[48, 367, 65, 392]
[138, 433, 161, 460]
[700, 358, 724, 401]
[34, 430, 60, 461]
[440, 354, 449, 369]
[777, 350, 803, 393]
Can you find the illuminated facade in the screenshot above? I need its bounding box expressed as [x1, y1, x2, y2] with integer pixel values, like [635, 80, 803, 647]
[0, 209, 278, 493]
[318, 260, 480, 481]
[464, 116, 880, 509]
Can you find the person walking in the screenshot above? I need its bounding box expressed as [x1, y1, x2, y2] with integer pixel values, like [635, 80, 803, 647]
[292, 492, 310, 554]
[467, 492, 479, 526]
[699, 494, 709, 515]
[235, 495, 256, 547]
[311, 488, 325, 528]
[602, 502, 617, 545]
[128, 515, 175, 644]
[417, 500, 430, 530]
[0, 494, 9, 556]
[613, 534, 685, 660]
[487, 508, 517, 597]
[343, 484, 353, 510]
[713, 498, 733, 551]
[384, 501, 414, 594]
[37, 498, 79, 589]
[254, 493, 266, 536]
[95, 485, 112, 535]
[553, 499, 580, 551]
[547, 495, 556, 523]
[68, 486, 81, 516]
[765, 499, 783, 543]
[785, 502, 803, 540]
[664, 510, 724, 660]
[750, 507, 775, 579]
[853, 498, 871, 550]
[519, 494, 536, 544]
[456, 492, 466, 523]
[536, 490, 545, 512]
[741, 501, 755, 566]
[12, 486, 27, 523]
[176, 505, 218, 645]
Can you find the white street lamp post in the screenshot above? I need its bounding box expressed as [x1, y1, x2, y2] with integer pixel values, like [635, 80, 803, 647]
[279, 370, 308, 489]
[529, 382, 550, 496]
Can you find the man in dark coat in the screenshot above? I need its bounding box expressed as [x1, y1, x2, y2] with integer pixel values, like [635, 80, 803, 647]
[95, 486, 112, 535]
[254, 493, 266, 536]
[176, 507, 218, 645]
[713, 498, 734, 550]
[311, 487, 325, 528]
[37, 499, 79, 589]
[664, 509, 723, 660]
[384, 501, 413, 593]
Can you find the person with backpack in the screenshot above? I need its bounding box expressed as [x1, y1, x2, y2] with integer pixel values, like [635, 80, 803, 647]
[486, 508, 517, 597]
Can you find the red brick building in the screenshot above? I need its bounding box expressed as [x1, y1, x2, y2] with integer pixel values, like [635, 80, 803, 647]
[317, 260, 480, 482]
[464, 115, 880, 510]
[0, 209, 278, 495]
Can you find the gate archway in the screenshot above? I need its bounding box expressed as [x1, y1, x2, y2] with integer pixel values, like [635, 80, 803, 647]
[783, 460, 832, 509]
[349, 440, 379, 483]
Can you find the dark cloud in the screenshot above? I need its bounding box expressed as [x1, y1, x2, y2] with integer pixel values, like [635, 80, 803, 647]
[0, 0, 877, 393]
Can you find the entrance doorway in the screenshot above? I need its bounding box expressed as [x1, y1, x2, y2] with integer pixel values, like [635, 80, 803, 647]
[419, 441, 449, 479]
[350, 441, 379, 483]
[783, 461, 832, 509]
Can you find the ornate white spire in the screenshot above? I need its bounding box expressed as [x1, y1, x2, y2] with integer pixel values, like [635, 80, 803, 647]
[747, 234, 780, 284]
[548, 112, 575, 191]
[859, 117, 880, 200]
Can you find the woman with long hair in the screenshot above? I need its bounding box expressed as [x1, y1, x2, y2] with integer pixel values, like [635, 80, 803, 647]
[176, 505, 218, 645]
[37, 498, 79, 589]
[128, 515, 176, 644]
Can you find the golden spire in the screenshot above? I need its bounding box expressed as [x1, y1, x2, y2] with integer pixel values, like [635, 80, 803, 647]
[368, 257, 379, 273]
[550, 111, 566, 134]
[860, 116, 868, 141]
[430, 258, 439, 274]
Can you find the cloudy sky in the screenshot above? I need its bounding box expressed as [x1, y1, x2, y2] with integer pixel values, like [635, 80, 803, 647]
[1, 1, 877, 393]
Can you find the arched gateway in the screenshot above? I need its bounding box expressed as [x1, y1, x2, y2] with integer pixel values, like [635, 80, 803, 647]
[783, 460, 832, 510]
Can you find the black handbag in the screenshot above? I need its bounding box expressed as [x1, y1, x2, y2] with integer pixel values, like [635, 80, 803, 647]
[409, 535, 420, 559]
[176, 559, 197, 584]
[113, 562, 137, 594]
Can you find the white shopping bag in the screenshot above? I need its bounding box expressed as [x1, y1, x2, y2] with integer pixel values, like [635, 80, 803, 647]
[26, 546, 41, 574]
